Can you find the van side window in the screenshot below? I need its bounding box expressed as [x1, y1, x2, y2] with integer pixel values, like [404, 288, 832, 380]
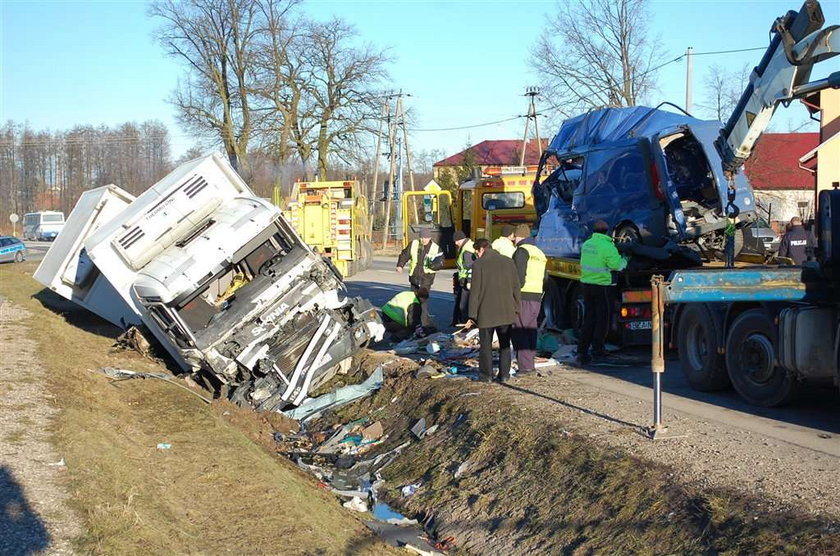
[584, 147, 647, 197]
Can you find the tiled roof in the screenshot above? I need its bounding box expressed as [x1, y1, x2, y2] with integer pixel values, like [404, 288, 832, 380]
[434, 139, 548, 167]
[743, 133, 819, 190]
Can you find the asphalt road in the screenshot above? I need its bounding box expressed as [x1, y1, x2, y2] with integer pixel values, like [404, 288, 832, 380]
[346, 255, 840, 454]
[22, 240, 51, 262]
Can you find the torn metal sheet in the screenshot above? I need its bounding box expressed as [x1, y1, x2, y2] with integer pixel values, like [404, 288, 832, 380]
[283, 366, 384, 421]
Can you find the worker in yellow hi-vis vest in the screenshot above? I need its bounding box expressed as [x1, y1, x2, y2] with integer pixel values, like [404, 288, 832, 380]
[396, 228, 443, 331]
[511, 224, 547, 375]
[452, 230, 475, 326]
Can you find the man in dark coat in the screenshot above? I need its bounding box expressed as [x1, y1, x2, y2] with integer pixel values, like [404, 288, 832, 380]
[467, 238, 521, 383]
[778, 216, 816, 265]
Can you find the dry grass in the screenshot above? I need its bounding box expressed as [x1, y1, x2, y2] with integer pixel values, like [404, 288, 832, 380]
[0, 261, 396, 555]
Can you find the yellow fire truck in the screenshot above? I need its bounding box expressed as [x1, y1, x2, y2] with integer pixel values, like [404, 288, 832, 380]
[275, 180, 372, 277]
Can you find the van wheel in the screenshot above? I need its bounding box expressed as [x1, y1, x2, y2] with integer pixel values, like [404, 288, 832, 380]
[725, 309, 798, 406]
[614, 224, 640, 244]
[14, 251, 24, 263]
[677, 304, 728, 391]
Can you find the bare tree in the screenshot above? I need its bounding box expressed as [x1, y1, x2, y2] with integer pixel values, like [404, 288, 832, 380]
[699, 63, 751, 122]
[251, 3, 312, 169]
[150, 0, 292, 175]
[530, 0, 663, 116]
[302, 18, 390, 180]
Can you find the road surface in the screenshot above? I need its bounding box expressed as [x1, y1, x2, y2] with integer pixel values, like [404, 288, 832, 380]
[346, 256, 840, 451]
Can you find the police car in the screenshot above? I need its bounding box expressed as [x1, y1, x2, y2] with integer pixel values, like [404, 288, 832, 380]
[0, 236, 27, 263]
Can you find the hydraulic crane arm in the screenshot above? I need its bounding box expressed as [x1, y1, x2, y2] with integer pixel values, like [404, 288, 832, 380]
[716, 0, 840, 175]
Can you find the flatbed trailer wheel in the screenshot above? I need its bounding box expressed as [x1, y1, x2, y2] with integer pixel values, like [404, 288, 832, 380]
[725, 309, 798, 407]
[676, 304, 729, 391]
[541, 278, 564, 329]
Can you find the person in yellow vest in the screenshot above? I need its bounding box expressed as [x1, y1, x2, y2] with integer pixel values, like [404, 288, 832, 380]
[381, 289, 427, 339]
[396, 228, 443, 331]
[578, 220, 628, 365]
[491, 225, 517, 258]
[511, 224, 547, 375]
[451, 230, 475, 326]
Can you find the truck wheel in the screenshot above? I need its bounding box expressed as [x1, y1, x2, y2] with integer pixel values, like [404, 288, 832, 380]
[541, 278, 564, 330]
[14, 251, 24, 263]
[568, 283, 585, 332]
[677, 304, 729, 391]
[725, 309, 798, 407]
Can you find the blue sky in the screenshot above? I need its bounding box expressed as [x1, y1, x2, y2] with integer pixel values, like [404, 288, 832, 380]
[2, 0, 838, 161]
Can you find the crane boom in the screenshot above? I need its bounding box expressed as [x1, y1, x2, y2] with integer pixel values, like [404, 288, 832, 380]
[716, 0, 840, 175]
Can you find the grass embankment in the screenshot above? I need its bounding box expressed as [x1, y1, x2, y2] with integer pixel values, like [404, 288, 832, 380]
[323, 351, 840, 555]
[0, 262, 395, 555]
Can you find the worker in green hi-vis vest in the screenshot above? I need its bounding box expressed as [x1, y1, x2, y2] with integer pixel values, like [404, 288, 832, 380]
[381, 288, 428, 339]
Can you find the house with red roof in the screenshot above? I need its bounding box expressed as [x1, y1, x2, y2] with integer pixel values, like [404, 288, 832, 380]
[743, 132, 819, 225]
[432, 139, 548, 182]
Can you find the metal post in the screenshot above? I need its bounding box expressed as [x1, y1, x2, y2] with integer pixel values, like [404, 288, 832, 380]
[650, 275, 667, 438]
[685, 47, 694, 114]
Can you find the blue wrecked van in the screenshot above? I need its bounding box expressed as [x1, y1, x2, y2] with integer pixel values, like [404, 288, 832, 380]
[533, 106, 757, 259]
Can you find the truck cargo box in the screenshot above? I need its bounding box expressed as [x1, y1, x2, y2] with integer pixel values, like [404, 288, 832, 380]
[34, 185, 137, 327]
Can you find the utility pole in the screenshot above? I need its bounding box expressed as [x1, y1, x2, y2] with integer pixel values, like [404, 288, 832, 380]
[369, 98, 389, 238]
[382, 102, 397, 248]
[396, 95, 420, 227]
[395, 135, 403, 238]
[521, 87, 542, 167]
[685, 47, 694, 114]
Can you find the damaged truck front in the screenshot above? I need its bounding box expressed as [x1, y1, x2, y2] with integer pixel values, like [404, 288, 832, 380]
[35, 153, 383, 411]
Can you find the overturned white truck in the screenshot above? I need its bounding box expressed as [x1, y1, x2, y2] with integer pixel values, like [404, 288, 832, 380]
[35, 153, 384, 411]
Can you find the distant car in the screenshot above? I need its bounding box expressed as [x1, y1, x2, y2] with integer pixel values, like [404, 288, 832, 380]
[0, 236, 27, 263]
[533, 106, 757, 259]
[740, 218, 781, 256]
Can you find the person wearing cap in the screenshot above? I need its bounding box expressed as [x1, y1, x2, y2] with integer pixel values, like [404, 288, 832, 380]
[451, 230, 476, 326]
[491, 225, 517, 258]
[381, 288, 427, 339]
[511, 223, 546, 375]
[396, 229, 443, 330]
[578, 220, 627, 365]
[467, 238, 521, 383]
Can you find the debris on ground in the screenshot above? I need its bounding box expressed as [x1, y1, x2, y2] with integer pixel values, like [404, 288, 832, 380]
[282, 366, 384, 422]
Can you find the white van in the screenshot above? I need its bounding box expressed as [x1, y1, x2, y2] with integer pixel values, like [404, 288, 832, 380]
[23, 211, 65, 241]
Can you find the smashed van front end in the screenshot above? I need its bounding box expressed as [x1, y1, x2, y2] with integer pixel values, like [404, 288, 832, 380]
[131, 197, 383, 411]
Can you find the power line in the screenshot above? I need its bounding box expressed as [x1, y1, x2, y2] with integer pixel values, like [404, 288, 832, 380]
[413, 115, 523, 133]
[692, 46, 767, 56]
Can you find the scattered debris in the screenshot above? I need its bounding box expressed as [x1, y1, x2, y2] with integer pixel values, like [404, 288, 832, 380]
[156, 443, 172, 450]
[91, 367, 213, 405]
[46, 458, 66, 468]
[410, 418, 427, 440]
[362, 421, 384, 442]
[114, 326, 156, 359]
[342, 496, 368, 512]
[414, 365, 438, 379]
[401, 483, 420, 497]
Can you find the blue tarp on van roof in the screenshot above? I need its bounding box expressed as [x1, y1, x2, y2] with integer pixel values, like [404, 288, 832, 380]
[546, 106, 719, 155]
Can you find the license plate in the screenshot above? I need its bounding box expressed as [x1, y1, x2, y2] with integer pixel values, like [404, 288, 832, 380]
[628, 320, 652, 330]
